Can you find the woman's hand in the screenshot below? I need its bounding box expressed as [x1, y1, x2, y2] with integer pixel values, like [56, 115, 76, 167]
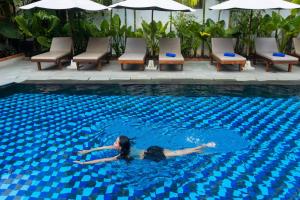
[78, 150, 90, 155]
[73, 160, 85, 164]
[206, 142, 216, 148]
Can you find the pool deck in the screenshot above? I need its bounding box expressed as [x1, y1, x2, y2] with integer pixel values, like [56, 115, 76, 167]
[1, 56, 300, 86]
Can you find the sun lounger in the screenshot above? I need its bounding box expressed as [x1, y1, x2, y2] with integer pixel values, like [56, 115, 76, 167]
[159, 38, 184, 71]
[73, 37, 110, 70]
[292, 38, 300, 59]
[31, 37, 72, 70]
[254, 37, 298, 72]
[118, 38, 147, 71]
[211, 38, 246, 72]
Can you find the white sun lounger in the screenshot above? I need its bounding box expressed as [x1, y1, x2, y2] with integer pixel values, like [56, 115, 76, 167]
[254, 37, 298, 72]
[118, 38, 147, 71]
[159, 38, 184, 71]
[31, 37, 73, 70]
[73, 37, 110, 70]
[211, 38, 246, 72]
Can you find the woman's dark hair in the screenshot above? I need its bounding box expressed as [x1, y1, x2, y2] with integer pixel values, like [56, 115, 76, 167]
[117, 135, 131, 160]
[143, 146, 166, 162]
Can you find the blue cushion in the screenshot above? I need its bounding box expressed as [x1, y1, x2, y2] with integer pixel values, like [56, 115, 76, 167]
[166, 52, 176, 57]
[273, 52, 285, 57]
[224, 52, 235, 57]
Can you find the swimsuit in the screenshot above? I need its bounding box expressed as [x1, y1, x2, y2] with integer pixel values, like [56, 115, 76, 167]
[143, 146, 166, 162]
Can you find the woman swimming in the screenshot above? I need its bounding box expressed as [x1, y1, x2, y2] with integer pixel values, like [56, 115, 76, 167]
[74, 135, 216, 164]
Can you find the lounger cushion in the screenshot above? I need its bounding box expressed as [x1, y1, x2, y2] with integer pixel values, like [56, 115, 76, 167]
[50, 37, 73, 53]
[257, 52, 298, 62]
[125, 38, 147, 54]
[212, 38, 236, 53]
[31, 51, 70, 61]
[86, 37, 110, 53]
[213, 53, 246, 61]
[118, 53, 145, 62]
[73, 52, 106, 61]
[255, 38, 278, 53]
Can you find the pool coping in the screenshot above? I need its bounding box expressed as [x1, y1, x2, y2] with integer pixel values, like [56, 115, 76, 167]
[21, 79, 300, 85]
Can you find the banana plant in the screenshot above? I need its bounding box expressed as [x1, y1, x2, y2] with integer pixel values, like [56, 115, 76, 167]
[15, 11, 61, 49]
[109, 15, 127, 57]
[139, 20, 169, 57]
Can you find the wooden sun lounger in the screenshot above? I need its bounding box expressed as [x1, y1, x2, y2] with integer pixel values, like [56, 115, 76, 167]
[118, 38, 147, 71]
[211, 38, 246, 72]
[159, 38, 184, 71]
[73, 37, 111, 70]
[254, 38, 298, 72]
[31, 37, 72, 70]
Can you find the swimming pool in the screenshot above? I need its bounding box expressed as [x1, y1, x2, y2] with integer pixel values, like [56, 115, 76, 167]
[0, 84, 299, 199]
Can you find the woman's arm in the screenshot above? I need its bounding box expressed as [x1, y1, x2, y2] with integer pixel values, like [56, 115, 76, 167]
[164, 142, 216, 157]
[73, 155, 119, 164]
[78, 145, 115, 155]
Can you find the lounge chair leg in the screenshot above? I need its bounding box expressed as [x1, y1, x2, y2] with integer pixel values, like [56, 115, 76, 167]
[121, 64, 124, 70]
[76, 62, 80, 70]
[217, 63, 221, 72]
[288, 64, 292, 72]
[97, 60, 102, 70]
[210, 56, 213, 65]
[37, 62, 42, 71]
[106, 54, 110, 64]
[57, 60, 63, 69]
[266, 62, 270, 72]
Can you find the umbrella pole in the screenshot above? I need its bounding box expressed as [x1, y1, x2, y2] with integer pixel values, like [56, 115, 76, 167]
[134, 10, 136, 31]
[248, 10, 253, 57]
[125, 8, 127, 27]
[170, 11, 172, 32]
[66, 10, 75, 56]
[151, 10, 154, 23]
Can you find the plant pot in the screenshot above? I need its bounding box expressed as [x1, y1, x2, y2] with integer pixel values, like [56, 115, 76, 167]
[20, 38, 38, 57]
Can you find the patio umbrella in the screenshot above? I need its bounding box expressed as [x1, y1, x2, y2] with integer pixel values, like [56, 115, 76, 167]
[20, 0, 109, 54]
[210, 0, 300, 56]
[109, 0, 195, 28]
[20, 0, 108, 11]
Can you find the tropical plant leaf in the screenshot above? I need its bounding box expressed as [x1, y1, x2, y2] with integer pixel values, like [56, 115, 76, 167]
[15, 15, 33, 37]
[37, 36, 51, 48]
[0, 20, 22, 39]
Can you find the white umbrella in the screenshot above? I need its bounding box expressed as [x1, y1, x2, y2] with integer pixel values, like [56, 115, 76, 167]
[20, 0, 109, 54]
[210, 0, 300, 10]
[210, 0, 300, 56]
[20, 0, 109, 11]
[110, 0, 195, 12]
[110, 0, 195, 31]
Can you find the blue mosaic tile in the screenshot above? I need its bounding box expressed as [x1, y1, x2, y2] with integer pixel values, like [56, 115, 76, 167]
[0, 85, 299, 199]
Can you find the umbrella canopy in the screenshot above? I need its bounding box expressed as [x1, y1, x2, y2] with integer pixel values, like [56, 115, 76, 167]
[20, 0, 109, 11]
[210, 0, 300, 10]
[109, 0, 195, 12]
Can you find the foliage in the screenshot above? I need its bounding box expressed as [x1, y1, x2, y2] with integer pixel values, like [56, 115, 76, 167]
[0, 19, 21, 39]
[291, 0, 300, 16]
[200, 19, 228, 53]
[173, 13, 227, 57]
[257, 12, 300, 52]
[173, 13, 200, 57]
[0, 43, 17, 58]
[137, 20, 169, 57]
[15, 11, 62, 49]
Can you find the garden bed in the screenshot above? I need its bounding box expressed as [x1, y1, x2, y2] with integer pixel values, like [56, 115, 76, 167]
[0, 53, 24, 62]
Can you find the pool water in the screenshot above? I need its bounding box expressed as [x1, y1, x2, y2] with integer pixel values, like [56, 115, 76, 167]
[0, 84, 299, 199]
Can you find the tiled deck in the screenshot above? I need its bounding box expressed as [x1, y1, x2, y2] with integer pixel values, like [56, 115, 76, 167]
[1, 56, 300, 86]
